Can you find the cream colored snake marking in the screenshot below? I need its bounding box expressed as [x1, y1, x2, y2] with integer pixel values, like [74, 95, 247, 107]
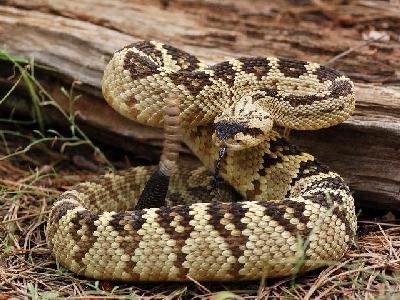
[46, 41, 357, 281]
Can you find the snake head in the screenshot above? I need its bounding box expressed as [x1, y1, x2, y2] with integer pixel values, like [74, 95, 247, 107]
[212, 95, 273, 150]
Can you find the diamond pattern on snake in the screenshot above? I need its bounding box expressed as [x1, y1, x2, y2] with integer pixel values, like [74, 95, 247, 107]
[47, 41, 356, 281]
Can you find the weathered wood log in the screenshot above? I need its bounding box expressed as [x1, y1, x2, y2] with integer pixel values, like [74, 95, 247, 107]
[0, 0, 399, 209]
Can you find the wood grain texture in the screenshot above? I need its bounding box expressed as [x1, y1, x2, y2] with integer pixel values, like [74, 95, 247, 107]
[0, 0, 399, 208]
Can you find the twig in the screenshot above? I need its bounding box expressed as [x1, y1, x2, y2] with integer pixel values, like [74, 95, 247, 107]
[0, 179, 60, 195]
[1, 210, 51, 225]
[326, 35, 386, 65]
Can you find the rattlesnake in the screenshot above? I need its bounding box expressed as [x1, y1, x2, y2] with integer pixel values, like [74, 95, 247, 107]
[46, 41, 356, 281]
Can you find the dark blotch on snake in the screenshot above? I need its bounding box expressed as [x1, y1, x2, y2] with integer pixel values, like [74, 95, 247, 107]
[214, 121, 263, 140]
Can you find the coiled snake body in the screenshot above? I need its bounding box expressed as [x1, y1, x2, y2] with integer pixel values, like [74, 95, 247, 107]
[47, 41, 356, 281]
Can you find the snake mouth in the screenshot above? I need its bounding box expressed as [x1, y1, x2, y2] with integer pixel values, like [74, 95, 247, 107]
[212, 119, 267, 151]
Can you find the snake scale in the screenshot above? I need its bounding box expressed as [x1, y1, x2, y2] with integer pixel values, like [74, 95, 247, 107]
[46, 41, 357, 281]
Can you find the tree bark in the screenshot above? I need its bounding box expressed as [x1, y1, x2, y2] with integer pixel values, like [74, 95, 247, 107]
[0, 0, 399, 209]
